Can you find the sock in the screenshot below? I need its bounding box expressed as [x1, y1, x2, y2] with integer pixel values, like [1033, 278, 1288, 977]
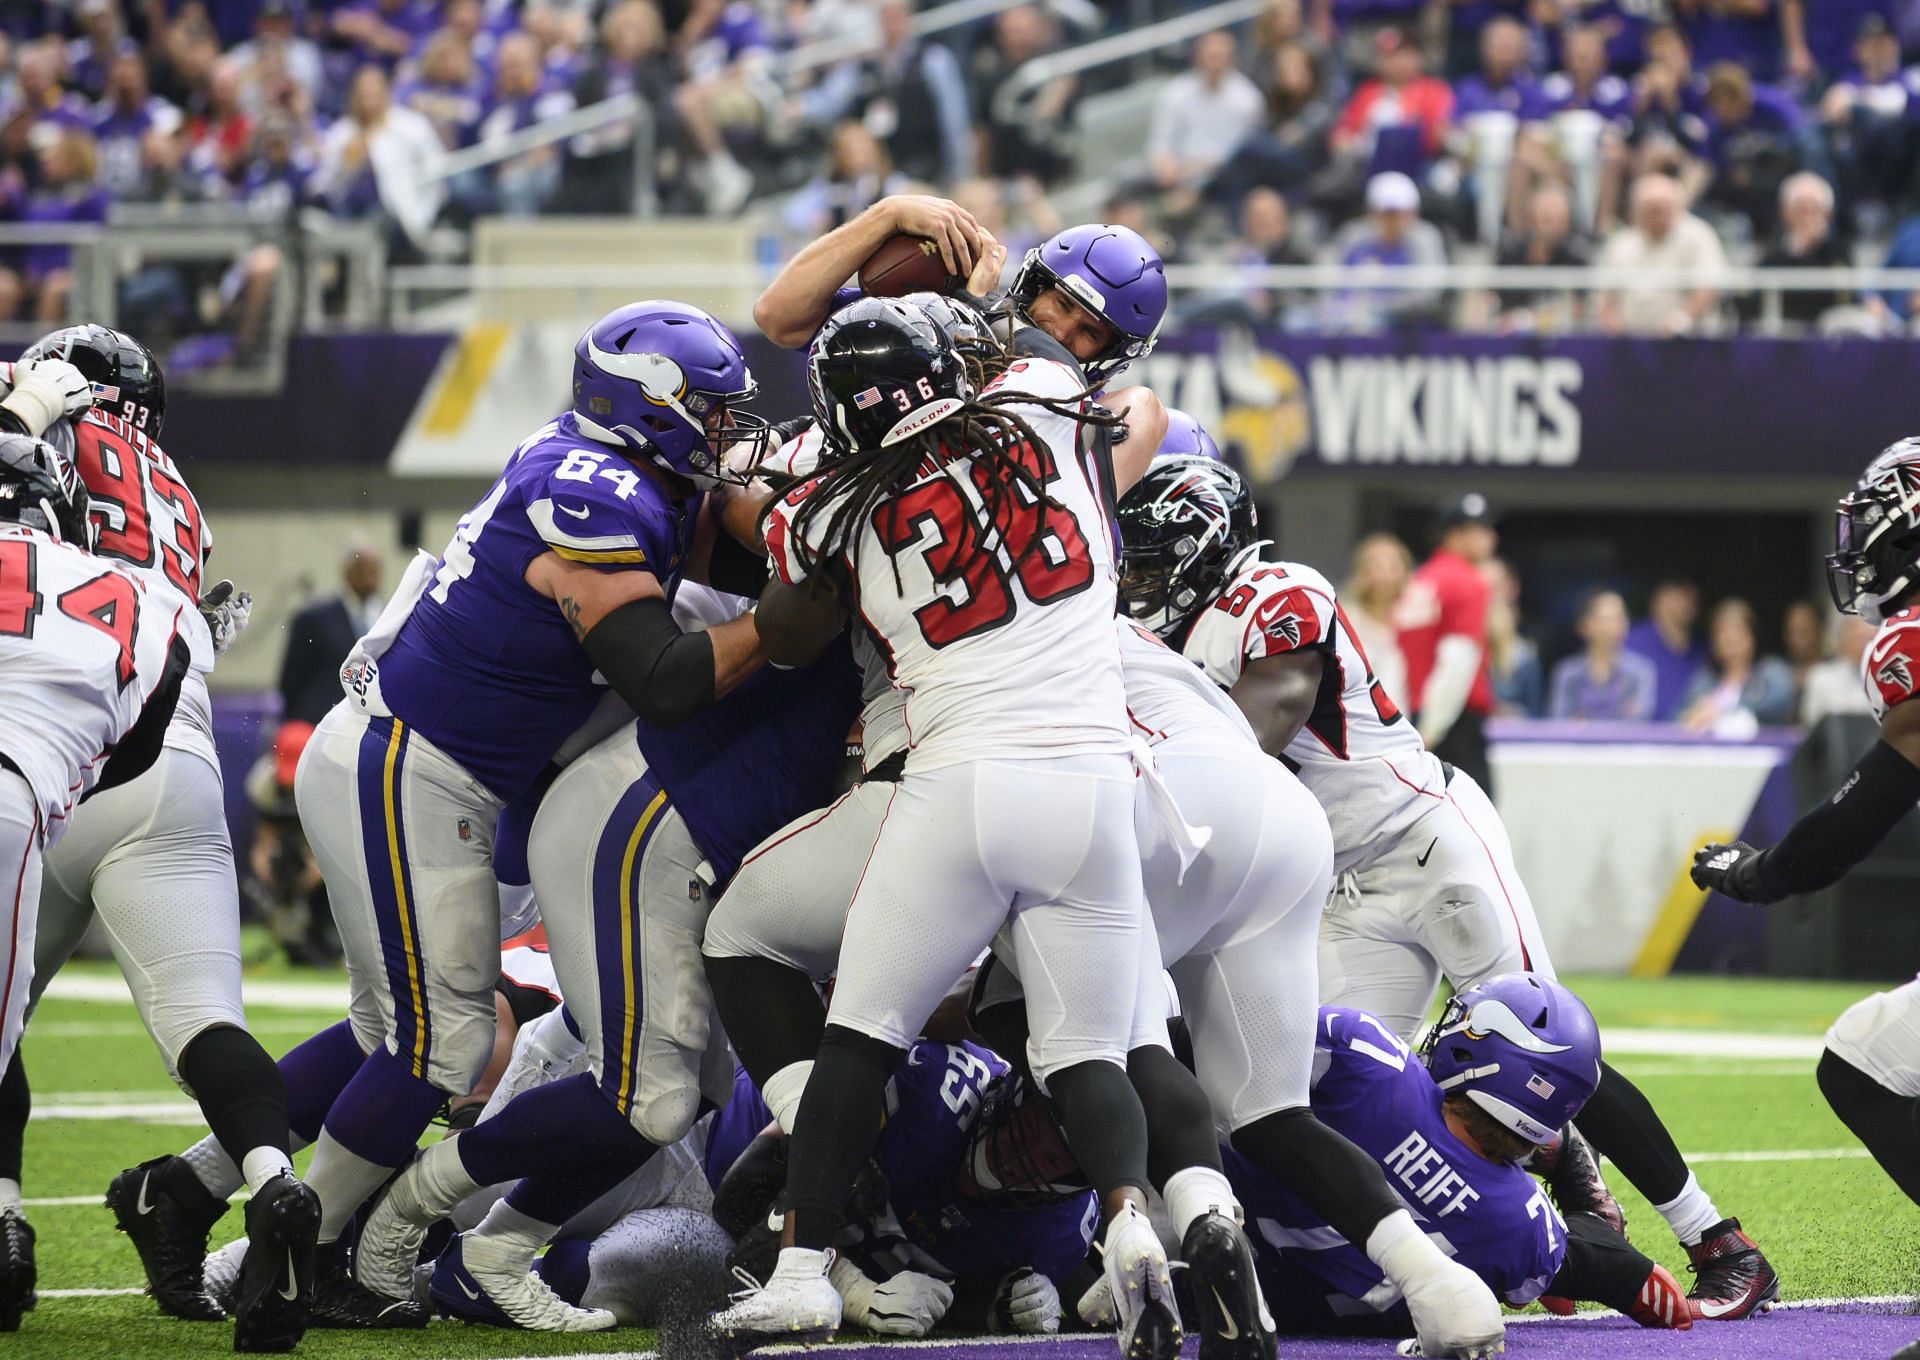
[705, 955, 827, 1087]
[501, 1148, 654, 1240]
[405, 1139, 485, 1218]
[311, 1048, 448, 1242]
[178, 1025, 293, 1185]
[453, 1073, 652, 1187]
[1652, 1172, 1722, 1247]
[1230, 1106, 1404, 1249]
[1127, 1045, 1222, 1188]
[1818, 1048, 1920, 1206]
[1365, 1209, 1454, 1287]
[783, 1025, 902, 1250]
[1162, 1165, 1239, 1239]
[763, 1061, 812, 1136]
[535, 1238, 593, 1307]
[181, 1133, 246, 1200]
[1046, 1058, 1152, 1202]
[473, 1196, 560, 1260]
[1576, 1061, 1692, 1205]
[0, 1177, 19, 1213]
[0, 1049, 26, 1185]
[276, 1020, 371, 1145]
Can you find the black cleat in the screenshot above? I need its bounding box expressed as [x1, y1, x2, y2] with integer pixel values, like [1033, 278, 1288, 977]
[307, 1249, 427, 1329]
[1181, 1212, 1276, 1360]
[1685, 1217, 1779, 1320]
[0, 1208, 35, 1331]
[106, 1155, 229, 1321]
[232, 1174, 320, 1353]
[1536, 1124, 1625, 1236]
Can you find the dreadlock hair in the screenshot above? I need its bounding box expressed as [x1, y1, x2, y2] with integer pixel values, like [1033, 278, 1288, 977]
[766, 367, 1126, 600]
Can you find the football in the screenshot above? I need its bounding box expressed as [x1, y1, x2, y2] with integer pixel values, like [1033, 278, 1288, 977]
[857, 233, 959, 297]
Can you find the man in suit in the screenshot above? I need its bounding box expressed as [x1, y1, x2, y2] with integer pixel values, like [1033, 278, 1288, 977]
[279, 543, 384, 726]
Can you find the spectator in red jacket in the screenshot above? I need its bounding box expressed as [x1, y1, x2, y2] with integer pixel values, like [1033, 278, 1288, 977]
[1395, 493, 1500, 793]
[1331, 26, 1454, 182]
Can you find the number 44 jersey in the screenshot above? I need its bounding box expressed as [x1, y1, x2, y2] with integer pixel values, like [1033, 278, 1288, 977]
[765, 357, 1128, 772]
[0, 524, 185, 843]
[1181, 559, 1446, 874]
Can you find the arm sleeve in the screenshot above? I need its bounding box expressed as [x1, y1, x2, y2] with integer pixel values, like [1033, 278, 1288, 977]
[1742, 739, 1920, 902]
[580, 595, 718, 730]
[705, 530, 771, 598]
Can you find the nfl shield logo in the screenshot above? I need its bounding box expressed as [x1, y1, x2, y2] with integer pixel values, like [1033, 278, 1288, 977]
[457, 818, 471, 841]
[1526, 1073, 1556, 1099]
[853, 386, 883, 410]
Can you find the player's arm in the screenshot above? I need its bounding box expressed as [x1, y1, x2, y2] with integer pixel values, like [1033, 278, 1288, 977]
[755, 570, 849, 668]
[1102, 386, 1169, 497]
[524, 552, 764, 728]
[683, 491, 774, 596]
[1693, 696, 1920, 904]
[753, 195, 991, 347]
[1229, 651, 1324, 762]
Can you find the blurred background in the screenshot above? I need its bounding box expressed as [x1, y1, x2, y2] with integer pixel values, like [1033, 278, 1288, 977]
[4, 0, 1918, 984]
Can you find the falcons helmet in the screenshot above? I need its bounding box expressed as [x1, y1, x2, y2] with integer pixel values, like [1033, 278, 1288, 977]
[1829, 437, 1920, 625]
[1116, 455, 1260, 640]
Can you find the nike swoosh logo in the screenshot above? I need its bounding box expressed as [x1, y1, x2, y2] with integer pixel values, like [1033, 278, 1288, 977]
[558, 502, 592, 520]
[378, 1300, 414, 1318]
[277, 1249, 299, 1301]
[1211, 1287, 1240, 1340]
[1416, 838, 1438, 867]
[457, 1278, 482, 1301]
[136, 1175, 154, 1216]
[1692, 1294, 1749, 1320]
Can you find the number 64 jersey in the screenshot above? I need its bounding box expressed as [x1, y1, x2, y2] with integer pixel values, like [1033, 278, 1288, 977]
[0, 524, 186, 843]
[1181, 559, 1446, 874]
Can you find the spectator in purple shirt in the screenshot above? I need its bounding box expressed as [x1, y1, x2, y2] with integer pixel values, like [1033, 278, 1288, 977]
[64, 0, 125, 100]
[92, 48, 183, 197]
[331, 0, 438, 73]
[1549, 589, 1658, 720]
[1443, 0, 1531, 79]
[1784, 0, 1897, 86]
[1324, 169, 1451, 329]
[1819, 13, 1916, 212]
[1454, 18, 1546, 243]
[2, 41, 96, 181]
[470, 32, 575, 216]
[1543, 0, 1660, 73]
[1700, 61, 1810, 239]
[16, 128, 109, 322]
[1523, 26, 1633, 228]
[1626, 579, 1711, 721]
[1676, 0, 1783, 83]
[396, 31, 485, 149]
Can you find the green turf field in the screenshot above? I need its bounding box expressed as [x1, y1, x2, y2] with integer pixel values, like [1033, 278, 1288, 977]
[9, 966, 1918, 1359]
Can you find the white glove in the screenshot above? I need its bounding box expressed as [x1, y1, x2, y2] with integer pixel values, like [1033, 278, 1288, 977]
[1, 358, 96, 435]
[990, 1268, 1061, 1334]
[199, 580, 253, 656]
[830, 1257, 952, 1337]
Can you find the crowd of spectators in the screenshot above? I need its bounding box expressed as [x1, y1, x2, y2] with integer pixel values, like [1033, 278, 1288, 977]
[1347, 527, 1868, 737]
[7, 0, 1920, 339]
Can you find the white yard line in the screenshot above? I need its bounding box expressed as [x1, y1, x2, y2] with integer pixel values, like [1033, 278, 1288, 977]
[40, 974, 349, 1011]
[36, 1101, 204, 1125]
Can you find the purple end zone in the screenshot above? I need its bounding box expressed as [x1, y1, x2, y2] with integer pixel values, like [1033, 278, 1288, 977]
[836, 1304, 1920, 1360]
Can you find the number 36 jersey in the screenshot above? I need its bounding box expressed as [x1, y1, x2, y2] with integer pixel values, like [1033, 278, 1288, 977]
[765, 357, 1128, 773]
[0, 525, 185, 842]
[1182, 559, 1445, 873]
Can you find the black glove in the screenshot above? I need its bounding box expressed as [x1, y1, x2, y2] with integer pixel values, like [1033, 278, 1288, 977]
[1690, 841, 1776, 903]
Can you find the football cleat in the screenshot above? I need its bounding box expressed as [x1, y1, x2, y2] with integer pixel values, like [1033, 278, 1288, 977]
[307, 1248, 426, 1329]
[1684, 1218, 1779, 1320]
[1533, 1126, 1624, 1236]
[1101, 1203, 1183, 1360]
[0, 1207, 35, 1331]
[1400, 1255, 1506, 1358]
[1180, 1212, 1276, 1360]
[428, 1231, 614, 1332]
[204, 1237, 250, 1315]
[106, 1155, 229, 1321]
[353, 1167, 434, 1301]
[232, 1173, 320, 1353]
[707, 1248, 840, 1349]
[1627, 1263, 1692, 1330]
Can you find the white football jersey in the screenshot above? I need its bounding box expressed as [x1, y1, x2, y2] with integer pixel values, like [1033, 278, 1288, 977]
[56, 411, 218, 769]
[767, 357, 1127, 772]
[1183, 558, 1445, 872]
[1115, 616, 1258, 752]
[0, 524, 186, 843]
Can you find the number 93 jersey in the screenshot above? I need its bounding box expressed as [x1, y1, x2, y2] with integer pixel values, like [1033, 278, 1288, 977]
[375, 414, 702, 801]
[0, 525, 185, 842]
[1182, 558, 1444, 874]
[764, 357, 1128, 772]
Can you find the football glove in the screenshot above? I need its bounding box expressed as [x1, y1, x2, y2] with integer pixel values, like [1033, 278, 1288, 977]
[198, 579, 254, 656]
[989, 1267, 1061, 1335]
[1689, 840, 1772, 903]
[829, 1257, 952, 1337]
[1, 357, 95, 436]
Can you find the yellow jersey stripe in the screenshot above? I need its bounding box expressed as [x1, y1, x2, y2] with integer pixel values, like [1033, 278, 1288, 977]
[382, 721, 431, 1078]
[550, 543, 649, 565]
[612, 789, 670, 1114]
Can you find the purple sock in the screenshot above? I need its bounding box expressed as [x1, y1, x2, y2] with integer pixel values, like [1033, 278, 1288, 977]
[277, 1020, 370, 1145]
[321, 1046, 446, 1166]
[454, 1073, 650, 1187]
[505, 1150, 654, 1230]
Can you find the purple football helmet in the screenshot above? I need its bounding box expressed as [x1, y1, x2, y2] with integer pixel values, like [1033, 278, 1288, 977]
[1420, 972, 1602, 1149]
[1155, 408, 1222, 463]
[1009, 224, 1167, 384]
[571, 300, 768, 488]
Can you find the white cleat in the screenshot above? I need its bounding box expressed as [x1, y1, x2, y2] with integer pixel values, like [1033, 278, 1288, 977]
[203, 1235, 249, 1314]
[444, 1230, 616, 1332]
[1100, 1204, 1183, 1360]
[708, 1247, 841, 1350]
[354, 1170, 434, 1301]
[1402, 1257, 1506, 1358]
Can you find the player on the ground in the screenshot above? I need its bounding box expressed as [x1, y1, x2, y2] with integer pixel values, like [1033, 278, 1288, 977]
[0, 433, 193, 1331]
[705, 296, 1192, 1360]
[101, 300, 774, 1329]
[1118, 455, 1780, 1322]
[1696, 436, 1920, 1210]
[0, 327, 319, 1351]
[349, 580, 856, 1331]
